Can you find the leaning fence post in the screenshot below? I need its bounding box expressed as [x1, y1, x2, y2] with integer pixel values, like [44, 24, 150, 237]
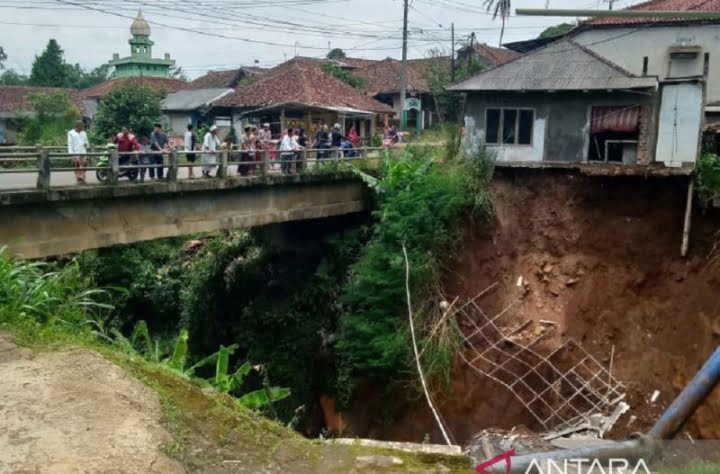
[218, 149, 228, 178]
[109, 149, 119, 185]
[168, 149, 179, 182]
[35, 145, 50, 190]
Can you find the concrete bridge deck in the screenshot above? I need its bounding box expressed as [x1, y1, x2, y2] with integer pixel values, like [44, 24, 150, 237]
[0, 173, 367, 259]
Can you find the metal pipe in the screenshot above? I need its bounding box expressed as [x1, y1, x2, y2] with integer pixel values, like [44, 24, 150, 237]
[649, 347, 720, 439]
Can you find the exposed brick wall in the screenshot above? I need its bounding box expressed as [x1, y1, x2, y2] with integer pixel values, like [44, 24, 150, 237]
[636, 104, 653, 164]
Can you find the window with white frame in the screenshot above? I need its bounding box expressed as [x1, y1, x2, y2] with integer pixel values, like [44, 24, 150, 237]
[485, 108, 534, 145]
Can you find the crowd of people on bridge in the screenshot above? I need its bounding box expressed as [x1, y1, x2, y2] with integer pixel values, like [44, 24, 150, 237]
[67, 120, 401, 184]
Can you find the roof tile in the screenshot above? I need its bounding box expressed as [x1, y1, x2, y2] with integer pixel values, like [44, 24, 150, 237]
[353, 58, 430, 95]
[80, 77, 187, 99]
[0, 86, 84, 114]
[216, 57, 392, 113]
[585, 0, 720, 26]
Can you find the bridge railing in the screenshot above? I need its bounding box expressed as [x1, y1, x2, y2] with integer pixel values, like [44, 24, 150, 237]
[0, 145, 396, 190]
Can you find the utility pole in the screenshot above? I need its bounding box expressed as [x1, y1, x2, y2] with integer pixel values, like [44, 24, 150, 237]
[604, 0, 616, 10]
[400, 0, 409, 130]
[451, 22, 455, 82]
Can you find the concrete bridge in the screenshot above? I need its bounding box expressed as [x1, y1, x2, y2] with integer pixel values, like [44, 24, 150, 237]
[0, 173, 367, 259]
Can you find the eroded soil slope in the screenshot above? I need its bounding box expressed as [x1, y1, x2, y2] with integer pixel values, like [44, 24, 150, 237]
[385, 170, 720, 445]
[0, 333, 184, 474]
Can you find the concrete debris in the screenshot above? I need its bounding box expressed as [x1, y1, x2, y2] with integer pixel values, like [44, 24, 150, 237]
[501, 434, 520, 451]
[626, 415, 637, 428]
[481, 436, 495, 460]
[600, 402, 630, 436]
[542, 424, 593, 441]
[539, 320, 558, 326]
[330, 438, 462, 456]
[542, 264, 553, 274]
[565, 278, 580, 287]
[516, 276, 524, 287]
[650, 390, 660, 404]
[354, 455, 403, 469]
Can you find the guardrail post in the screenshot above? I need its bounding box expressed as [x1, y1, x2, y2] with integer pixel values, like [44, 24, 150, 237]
[168, 149, 179, 182]
[109, 149, 119, 185]
[301, 149, 308, 173]
[218, 149, 228, 178]
[35, 145, 50, 190]
[261, 149, 269, 177]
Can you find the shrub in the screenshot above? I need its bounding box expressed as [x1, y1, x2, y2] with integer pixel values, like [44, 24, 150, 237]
[696, 153, 720, 205]
[0, 247, 112, 343]
[335, 145, 493, 401]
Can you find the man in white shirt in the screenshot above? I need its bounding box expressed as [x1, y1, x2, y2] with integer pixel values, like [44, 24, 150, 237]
[67, 120, 89, 184]
[279, 128, 299, 175]
[202, 125, 221, 178]
[184, 124, 197, 179]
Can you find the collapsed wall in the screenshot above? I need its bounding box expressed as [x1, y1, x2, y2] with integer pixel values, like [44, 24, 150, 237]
[369, 169, 720, 445]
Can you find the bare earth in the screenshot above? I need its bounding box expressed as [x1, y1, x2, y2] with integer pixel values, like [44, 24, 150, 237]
[0, 333, 185, 474]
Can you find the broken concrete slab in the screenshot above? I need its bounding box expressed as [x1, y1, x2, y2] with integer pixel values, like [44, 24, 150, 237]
[330, 438, 462, 456]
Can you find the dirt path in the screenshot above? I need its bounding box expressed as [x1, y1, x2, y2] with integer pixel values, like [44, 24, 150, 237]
[0, 333, 185, 474]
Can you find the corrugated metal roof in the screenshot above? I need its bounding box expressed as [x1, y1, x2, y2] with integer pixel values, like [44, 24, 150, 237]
[162, 88, 233, 111]
[448, 39, 658, 92]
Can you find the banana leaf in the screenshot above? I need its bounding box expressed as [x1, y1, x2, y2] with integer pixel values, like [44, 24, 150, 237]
[237, 387, 291, 410]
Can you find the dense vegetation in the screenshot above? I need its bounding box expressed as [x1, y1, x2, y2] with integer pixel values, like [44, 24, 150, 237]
[321, 61, 365, 90]
[696, 153, 720, 206]
[2, 142, 494, 429]
[336, 144, 493, 401]
[90, 84, 164, 142]
[16, 91, 82, 146]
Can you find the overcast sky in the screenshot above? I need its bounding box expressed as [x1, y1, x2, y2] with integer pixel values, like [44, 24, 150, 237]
[0, 0, 644, 79]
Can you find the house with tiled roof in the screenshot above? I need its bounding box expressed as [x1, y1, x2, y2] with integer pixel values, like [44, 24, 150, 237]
[0, 86, 84, 145]
[79, 76, 187, 120]
[564, 0, 720, 118]
[456, 43, 522, 69]
[213, 57, 393, 143]
[352, 57, 438, 130]
[186, 67, 266, 90]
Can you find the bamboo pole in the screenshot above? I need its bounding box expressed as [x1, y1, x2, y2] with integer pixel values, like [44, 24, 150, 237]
[402, 244, 452, 446]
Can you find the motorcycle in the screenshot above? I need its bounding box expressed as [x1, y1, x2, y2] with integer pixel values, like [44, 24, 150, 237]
[96, 146, 140, 183]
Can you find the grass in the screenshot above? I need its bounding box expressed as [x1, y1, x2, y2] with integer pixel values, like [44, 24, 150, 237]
[660, 461, 720, 474]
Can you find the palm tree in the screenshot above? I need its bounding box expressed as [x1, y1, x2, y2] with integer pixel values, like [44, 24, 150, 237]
[483, 0, 511, 46]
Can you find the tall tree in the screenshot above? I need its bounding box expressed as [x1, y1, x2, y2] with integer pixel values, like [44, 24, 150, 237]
[90, 84, 163, 142]
[483, 0, 511, 46]
[16, 92, 81, 146]
[30, 39, 69, 87]
[327, 48, 347, 60]
[67, 63, 111, 89]
[0, 69, 29, 86]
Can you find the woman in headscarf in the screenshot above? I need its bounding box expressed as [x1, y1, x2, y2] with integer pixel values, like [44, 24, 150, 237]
[348, 126, 359, 149]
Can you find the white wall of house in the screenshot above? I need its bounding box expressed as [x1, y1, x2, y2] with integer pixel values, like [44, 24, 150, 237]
[573, 25, 720, 103]
[655, 82, 703, 167]
[165, 113, 191, 136]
